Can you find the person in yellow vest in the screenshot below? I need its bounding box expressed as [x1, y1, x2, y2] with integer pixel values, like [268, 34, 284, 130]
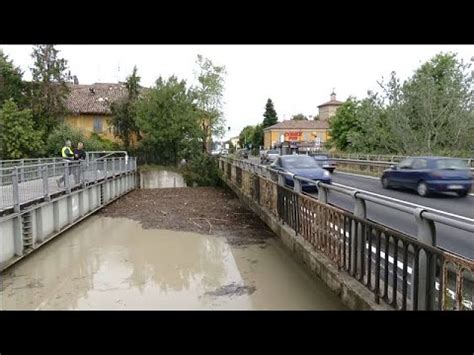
[57, 140, 75, 187]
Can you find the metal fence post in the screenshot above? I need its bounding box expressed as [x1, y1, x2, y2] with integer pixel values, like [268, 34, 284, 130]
[318, 182, 328, 204]
[12, 166, 20, 212]
[65, 161, 71, 193]
[93, 160, 98, 182]
[20, 159, 25, 183]
[42, 166, 50, 201]
[351, 191, 366, 277]
[104, 159, 108, 180]
[81, 161, 86, 189]
[277, 172, 286, 187]
[413, 208, 437, 310]
[293, 176, 302, 193]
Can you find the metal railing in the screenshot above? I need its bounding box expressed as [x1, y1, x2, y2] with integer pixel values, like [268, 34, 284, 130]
[328, 153, 474, 169]
[0, 157, 137, 214]
[219, 156, 474, 310]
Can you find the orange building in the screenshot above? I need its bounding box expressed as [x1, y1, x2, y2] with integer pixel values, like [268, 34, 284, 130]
[263, 92, 344, 149]
[65, 82, 128, 143]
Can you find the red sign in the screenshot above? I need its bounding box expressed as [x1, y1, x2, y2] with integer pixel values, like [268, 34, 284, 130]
[284, 131, 303, 141]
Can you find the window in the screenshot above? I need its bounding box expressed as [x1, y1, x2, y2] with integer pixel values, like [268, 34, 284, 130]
[412, 159, 428, 169]
[398, 158, 414, 169]
[93, 117, 103, 133]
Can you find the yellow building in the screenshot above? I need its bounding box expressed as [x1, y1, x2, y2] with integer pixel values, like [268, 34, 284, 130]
[263, 92, 344, 149]
[65, 82, 130, 143]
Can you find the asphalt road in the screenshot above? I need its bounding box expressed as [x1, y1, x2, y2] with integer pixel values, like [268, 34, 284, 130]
[248, 157, 473, 259]
[315, 171, 474, 259]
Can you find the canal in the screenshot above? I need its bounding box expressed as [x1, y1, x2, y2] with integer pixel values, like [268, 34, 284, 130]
[0, 214, 346, 310]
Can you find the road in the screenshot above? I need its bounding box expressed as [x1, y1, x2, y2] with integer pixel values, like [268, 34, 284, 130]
[248, 157, 473, 260]
[310, 172, 474, 259]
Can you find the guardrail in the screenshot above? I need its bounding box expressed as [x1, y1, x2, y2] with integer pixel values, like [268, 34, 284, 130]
[0, 157, 137, 214]
[219, 156, 474, 310]
[328, 153, 474, 169]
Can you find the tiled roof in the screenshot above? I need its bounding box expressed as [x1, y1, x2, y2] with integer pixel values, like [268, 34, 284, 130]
[264, 120, 329, 131]
[317, 99, 344, 108]
[66, 83, 148, 115]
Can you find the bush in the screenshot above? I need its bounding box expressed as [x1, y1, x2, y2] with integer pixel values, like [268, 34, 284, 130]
[45, 123, 121, 157]
[180, 153, 220, 187]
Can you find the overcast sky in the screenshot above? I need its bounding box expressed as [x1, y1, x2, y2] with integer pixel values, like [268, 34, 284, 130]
[1, 45, 473, 140]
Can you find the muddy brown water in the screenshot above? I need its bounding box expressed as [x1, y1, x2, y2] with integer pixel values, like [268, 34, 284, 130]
[0, 215, 346, 310]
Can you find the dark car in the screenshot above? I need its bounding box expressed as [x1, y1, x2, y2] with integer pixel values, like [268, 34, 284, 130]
[381, 157, 473, 197]
[312, 154, 336, 173]
[271, 155, 332, 192]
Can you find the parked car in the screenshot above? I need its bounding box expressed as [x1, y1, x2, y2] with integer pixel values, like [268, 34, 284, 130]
[381, 156, 473, 197]
[237, 149, 249, 159]
[220, 149, 228, 156]
[211, 149, 221, 156]
[312, 154, 336, 173]
[261, 149, 280, 164]
[271, 155, 331, 192]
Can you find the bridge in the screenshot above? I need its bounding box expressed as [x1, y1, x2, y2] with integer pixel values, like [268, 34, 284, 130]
[0, 153, 473, 310]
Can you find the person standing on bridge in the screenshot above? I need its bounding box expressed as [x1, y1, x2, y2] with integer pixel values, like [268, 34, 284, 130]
[57, 140, 75, 187]
[73, 141, 86, 185]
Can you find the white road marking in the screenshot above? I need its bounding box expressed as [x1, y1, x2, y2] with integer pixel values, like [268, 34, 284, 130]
[335, 171, 380, 180]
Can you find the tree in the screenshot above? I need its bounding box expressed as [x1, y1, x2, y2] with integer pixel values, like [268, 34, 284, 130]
[29, 45, 72, 136]
[400, 53, 473, 154]
[262, 98, 278, 128]
[291, 113, 308, 120]
[135, 76, 201, 165]
[328, 52, 474, 155]
[327, 97, 360, 151]
[109, 66, 142, 149]
[194, 55, 227, 153]
[0, 99, 44, 159]
[45, 123, 118, 157]
[238, 125, 255, 148]
[0, 50, 26, 108]
[253, 124, 264, 149]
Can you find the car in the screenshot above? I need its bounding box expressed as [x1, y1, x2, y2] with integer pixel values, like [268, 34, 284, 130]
[237, 149, 249, 159]
[220, 149, 228, 156]
[381, 156, 473, 197]
[261, 149, 280, 164]
[211, 149, 221, 156]
[271, 154, 331, 192]
[312, 154, 336, 173]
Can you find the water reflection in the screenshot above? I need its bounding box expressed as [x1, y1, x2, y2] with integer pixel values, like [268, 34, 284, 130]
[0, 216, 345, 310]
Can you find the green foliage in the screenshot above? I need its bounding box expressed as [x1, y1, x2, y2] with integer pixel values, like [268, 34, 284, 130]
[194, 55, 227, 151]
[238, 125, 255, 148]
[109, 66, 142, 148]
[135, 75, 202, 165]
[0, 50, 27, 108]
[262, 98, 278, 128]
[253, 124, 264, 150]
[0, 99, 44, 159]
[238, 124, 264, 153]
[29, 45, 72, 136]
[180, 153, 220, 187]
[327, 98, 359, 150]
[328, 52, 474, 156]
[44, 123, 117, 157]
[291, 113, 308, 120]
